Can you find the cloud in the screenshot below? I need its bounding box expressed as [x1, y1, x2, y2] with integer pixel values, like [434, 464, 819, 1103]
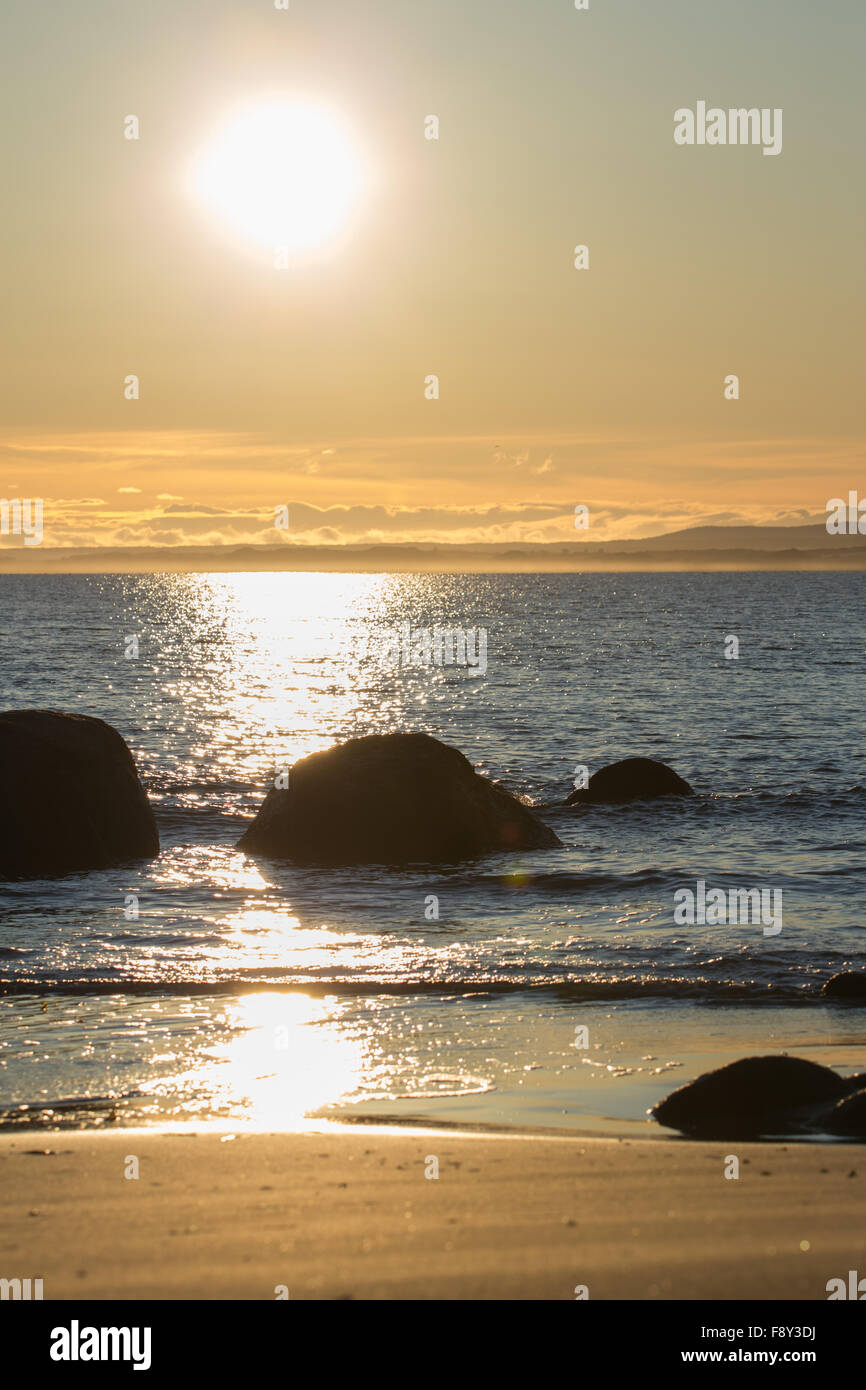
[1, 429, 858, 548]
[161, 502, 237, 515]
[48, 497, 106, 507]
[13, 494, 830, 552]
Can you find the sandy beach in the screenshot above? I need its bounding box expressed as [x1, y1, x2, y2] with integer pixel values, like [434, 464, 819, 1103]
[2, 1126, 865, 1300]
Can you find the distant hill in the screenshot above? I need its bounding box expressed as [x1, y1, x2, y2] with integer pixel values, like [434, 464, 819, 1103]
[594, 523, 864, 552]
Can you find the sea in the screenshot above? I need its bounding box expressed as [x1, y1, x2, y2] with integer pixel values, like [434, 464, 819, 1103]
[1, 571, 864, 1136]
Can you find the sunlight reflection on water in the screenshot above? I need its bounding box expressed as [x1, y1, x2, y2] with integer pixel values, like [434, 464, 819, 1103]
[2, 572, 866, 1132]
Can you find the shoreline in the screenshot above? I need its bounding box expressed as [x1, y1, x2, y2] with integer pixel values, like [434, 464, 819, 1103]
[0, 1105, 690, 1144]
[6, 1109, 866, 1145]
[4, 991, 864, 1141]
[3, 1126, 865, 1299]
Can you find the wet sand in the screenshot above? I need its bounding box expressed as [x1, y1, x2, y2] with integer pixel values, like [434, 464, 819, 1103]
[1, 1127, 864, 1300]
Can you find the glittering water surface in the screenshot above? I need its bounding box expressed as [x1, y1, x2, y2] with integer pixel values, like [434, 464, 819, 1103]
[1, 572, 864, 1132]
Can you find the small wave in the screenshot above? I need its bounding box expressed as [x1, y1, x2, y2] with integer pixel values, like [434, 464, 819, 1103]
[0, 1090, 144, 1129]
[377, 1074, 495, 1100]
[439, 867, 681, 892]
[148, 778, 254, 795]
[93, 933, 228, 947]
[0, 974, 842, 1005]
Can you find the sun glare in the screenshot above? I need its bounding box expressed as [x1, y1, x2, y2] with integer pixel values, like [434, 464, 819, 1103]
[192, 103, 363, 253]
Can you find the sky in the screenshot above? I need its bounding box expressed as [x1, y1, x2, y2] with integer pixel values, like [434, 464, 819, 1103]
[1, 0, 864, 550]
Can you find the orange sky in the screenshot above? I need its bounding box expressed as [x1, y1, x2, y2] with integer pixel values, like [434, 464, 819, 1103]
[1, 0, 863, 550]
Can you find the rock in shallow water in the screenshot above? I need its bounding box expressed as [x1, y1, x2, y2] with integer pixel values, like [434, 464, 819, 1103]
[238, 732, 562, 864]
[651, 1055, 863, 1139]
[822, 970, 866, 1000]
[0, 709, 159, 880]
[566, 756, 693, 805]
[826, 1089, 866, 1136]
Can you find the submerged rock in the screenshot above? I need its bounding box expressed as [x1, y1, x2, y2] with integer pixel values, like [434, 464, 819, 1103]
[650, 1055, 860, 1139]
[566, 756, 693, 806]
[0, 709, 159, 880]
[822, 970, 866, 1000]
[238, 732, 562, 864]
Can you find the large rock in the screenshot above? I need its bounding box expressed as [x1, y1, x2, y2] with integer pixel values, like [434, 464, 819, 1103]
[826, 1090, 866, 1137]
[238, 732, 562, 864]
[566, 756, 693, 805]
[0, 710, 159, 879]
[822, 970, 866, 1000]
[651, 1055, 865, 1139]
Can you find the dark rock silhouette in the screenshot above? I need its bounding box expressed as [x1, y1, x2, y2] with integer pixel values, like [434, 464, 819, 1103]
[566, 756, 693, 805]
[827, 1090, 866, 1136]
[651, 1055, 866, 1139]
[238, 732, 562, 864]
[0, 709, 159, 880]
[822, 970, 866, 999]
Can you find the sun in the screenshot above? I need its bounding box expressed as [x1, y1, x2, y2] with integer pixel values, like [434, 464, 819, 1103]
[191, 102, 363, 254]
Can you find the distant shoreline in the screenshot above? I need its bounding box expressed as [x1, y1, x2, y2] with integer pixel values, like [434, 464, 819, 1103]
[3, 519, 865, 573]
[2, 546, 866, 574]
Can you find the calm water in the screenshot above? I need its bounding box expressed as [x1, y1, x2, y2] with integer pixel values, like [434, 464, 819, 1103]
[1, 571, 864, 1134]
